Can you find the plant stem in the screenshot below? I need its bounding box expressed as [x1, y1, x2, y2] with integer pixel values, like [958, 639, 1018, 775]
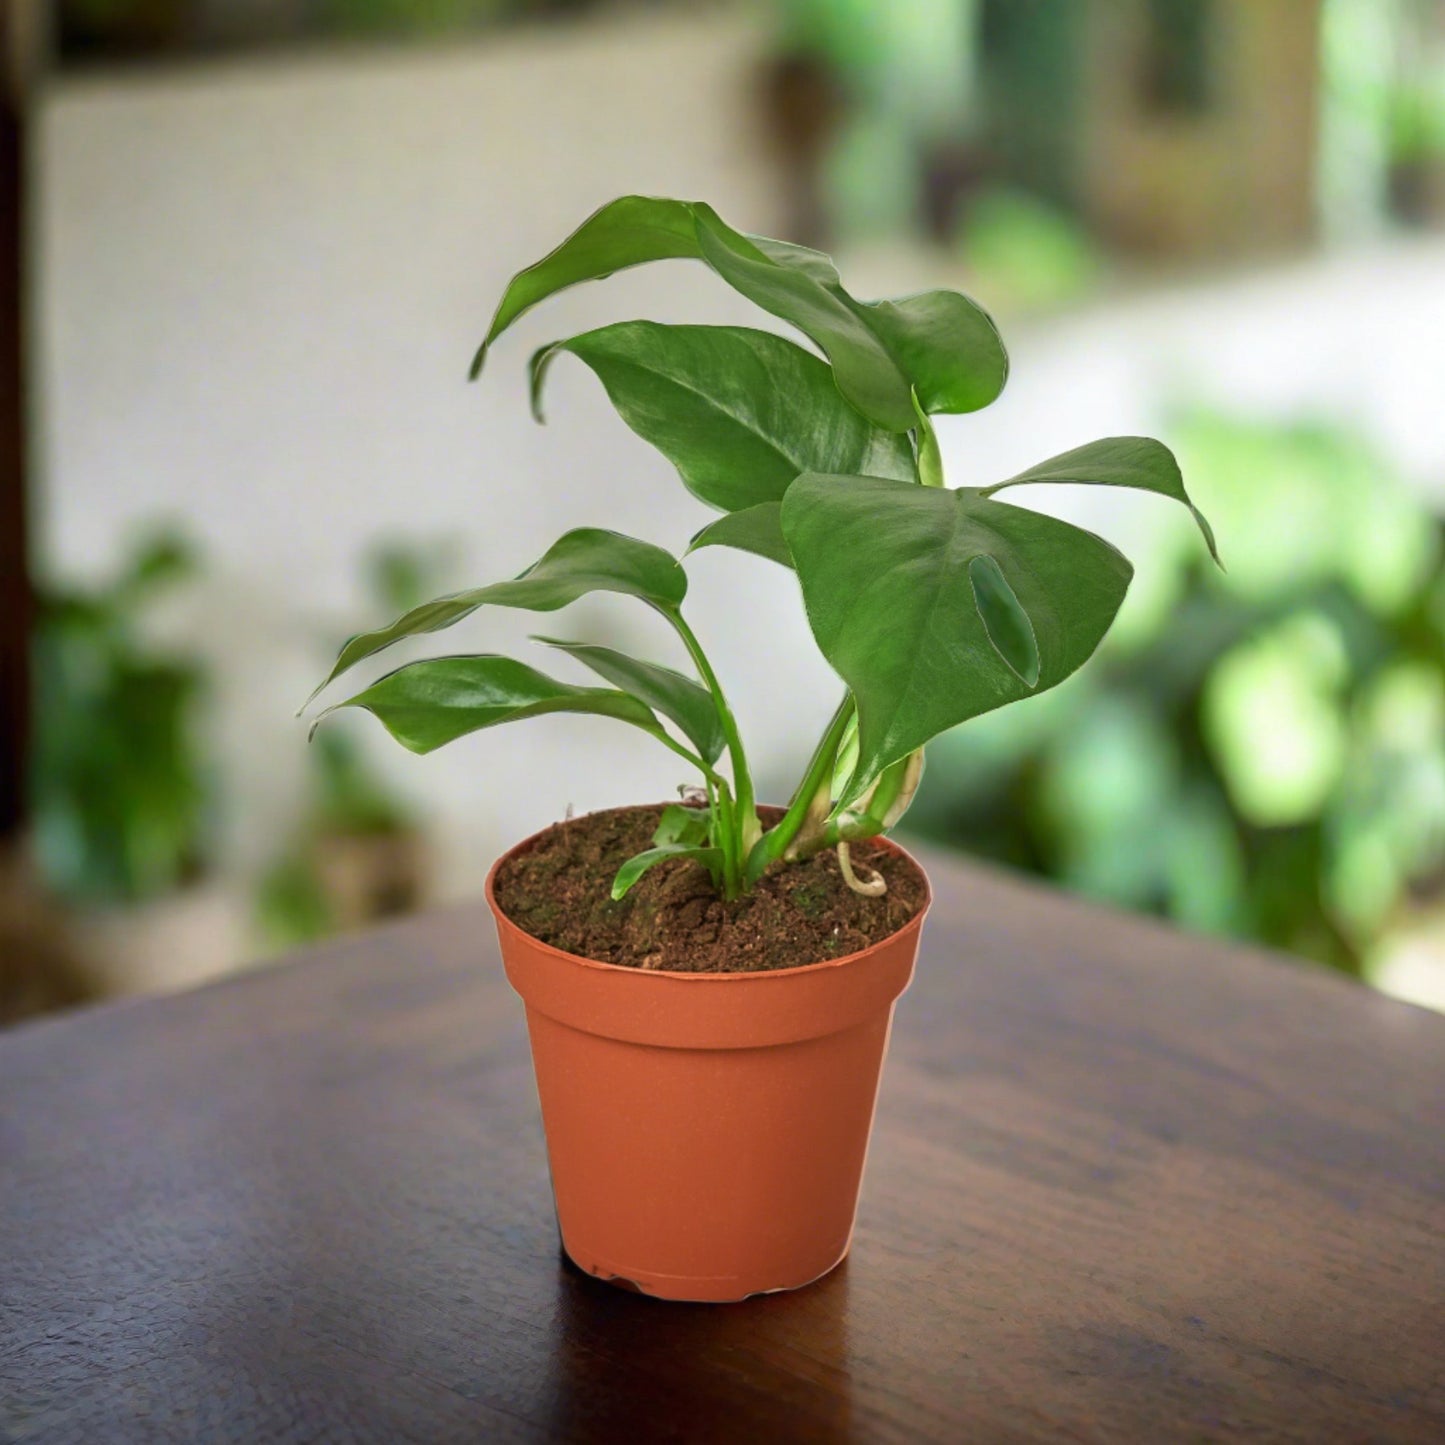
[658, 606, 758, 894]
[912, 391, 945, 489]
[744, 695, 854, 886]
[646, 726, 725, 788]
[712, 776, 739, 896]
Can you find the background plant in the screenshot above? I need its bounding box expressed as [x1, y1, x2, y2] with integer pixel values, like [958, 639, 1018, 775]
[905, 411, 1445, 977]
[306, 196, 1216, 901]
[259, 540, 442, 947]
[31, 532, 211, 905]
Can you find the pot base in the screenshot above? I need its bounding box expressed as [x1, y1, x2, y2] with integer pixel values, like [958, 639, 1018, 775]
[563, 1238, 851, 1303]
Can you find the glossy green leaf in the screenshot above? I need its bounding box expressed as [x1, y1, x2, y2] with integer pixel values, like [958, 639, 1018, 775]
[690, 209, 917, 430]
[969, 554, 1041, 687]
[309, 529, 686, 702]
[472, 196, 702, 378]
[475, 195, 1008, 433]
[611, 843, 723, 900]
[687, 503, 792, 568]
[653, 803, 711, 847]
[737, 238, 1008, 417]
[861, 291, 1008, 415]
[982, 436, 1220, 564]
[531, 635, 724, 765]
[314, 655, 661, 755]
[782, 474, 1133, 798]
[530, 322, 917, 509]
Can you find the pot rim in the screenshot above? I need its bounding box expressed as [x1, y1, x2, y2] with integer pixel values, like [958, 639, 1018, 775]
[484, 803, 932, 984]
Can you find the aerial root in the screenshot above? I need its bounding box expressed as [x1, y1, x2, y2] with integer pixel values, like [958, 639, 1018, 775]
[837, 841, 887, 897]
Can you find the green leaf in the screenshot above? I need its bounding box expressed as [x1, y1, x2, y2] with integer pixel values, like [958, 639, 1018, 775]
[530, 322, 916, 509]
[531, 636, 724, 764]
[475, 195, 1008, 433]
[309, 529, 685, 703]
[740, 237, 1009, 418]
[313, 655, 662, 755]
[472, 196, 702, 378]
[690, 209, 917, 431]
[860, 291, 1009, 416]
[912, 389, 944, 488]
[982, 436, 1220, 564]
[968, 554, 1041, 687]
[611, 842, 723, 900]
[782, 474, 1133, 798]
[652, 803, 711, 847]
[687, 503, 792, 568]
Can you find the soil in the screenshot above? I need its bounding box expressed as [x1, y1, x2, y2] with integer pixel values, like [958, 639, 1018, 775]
[492, 804, 928, 974]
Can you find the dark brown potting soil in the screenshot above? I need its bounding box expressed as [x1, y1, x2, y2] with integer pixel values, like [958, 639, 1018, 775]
[492, 804, 928, 973]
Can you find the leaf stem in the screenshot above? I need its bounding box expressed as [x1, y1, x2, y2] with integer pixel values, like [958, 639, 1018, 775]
[712, 778, 739, 896]
[657, 606, 758, 895]
[912, 390, 944, 489]
[645, 727, 725, 789]
[744, 695, 854, 885]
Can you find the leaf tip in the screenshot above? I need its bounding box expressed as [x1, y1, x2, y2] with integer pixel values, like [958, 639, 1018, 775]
[527, 341, 563, 425]
[1193, 506, 1225, 571]
[468, 340, 488, 382]
[298, 676, 333, 716]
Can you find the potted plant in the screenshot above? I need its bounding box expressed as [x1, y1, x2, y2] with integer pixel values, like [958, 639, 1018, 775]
[305, 196, 1217, 1301]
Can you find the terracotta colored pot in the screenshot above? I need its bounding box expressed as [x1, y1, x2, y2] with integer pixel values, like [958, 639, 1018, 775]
[484, 823, 930, 1303]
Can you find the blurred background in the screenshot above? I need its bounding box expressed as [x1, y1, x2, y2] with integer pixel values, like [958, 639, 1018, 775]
[2, 0, 1443, 1024]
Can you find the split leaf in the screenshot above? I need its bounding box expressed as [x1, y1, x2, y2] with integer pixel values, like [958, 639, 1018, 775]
[968, 554, 1041, 687]
[782, 474, 1133, 800]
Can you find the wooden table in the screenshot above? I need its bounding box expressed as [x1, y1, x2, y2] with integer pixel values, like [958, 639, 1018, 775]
[3, 854, 1442, 1443]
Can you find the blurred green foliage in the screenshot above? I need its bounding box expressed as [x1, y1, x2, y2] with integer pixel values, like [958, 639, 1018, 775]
[317, 0, 516, 38]
[255, 727, 416, 946]
[956, 188, 1100, 310]
[1388, 75, 1445, 166]
[30, 533, 211, 906]
[904, 414, 1445, 976]
[255, 538, 445, 947]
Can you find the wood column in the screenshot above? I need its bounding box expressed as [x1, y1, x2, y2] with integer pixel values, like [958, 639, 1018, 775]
[0, 0, 35, 841]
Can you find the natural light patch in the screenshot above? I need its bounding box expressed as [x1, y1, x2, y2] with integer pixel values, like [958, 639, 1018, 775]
[1371, 922, 1445, 1015]
[1203, 614, 1348, 827]
[1324, 662, 1445, 942]
[1360, 661, 1445, 751]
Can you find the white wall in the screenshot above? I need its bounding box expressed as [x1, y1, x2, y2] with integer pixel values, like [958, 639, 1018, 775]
[34, 14, 1445, 917]
[34, 12, 829, 902]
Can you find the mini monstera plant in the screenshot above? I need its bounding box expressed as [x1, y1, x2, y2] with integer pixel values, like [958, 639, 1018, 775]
[306, 196, 1218, 904]
[302, 196, 1221, 1305]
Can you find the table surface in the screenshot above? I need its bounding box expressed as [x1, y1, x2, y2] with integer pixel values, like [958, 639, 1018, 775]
[2, 851, 1443, 1444]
